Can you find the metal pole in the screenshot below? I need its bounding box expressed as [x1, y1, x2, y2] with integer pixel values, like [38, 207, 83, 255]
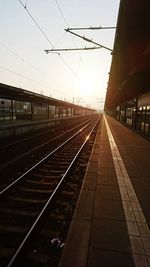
[65, 29, 113, 52]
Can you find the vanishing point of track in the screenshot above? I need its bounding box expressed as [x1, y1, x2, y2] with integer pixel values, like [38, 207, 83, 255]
[0, 115, 101, 267]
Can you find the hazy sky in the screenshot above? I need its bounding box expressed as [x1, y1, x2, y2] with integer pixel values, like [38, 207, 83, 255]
[0, 0, 120, 110]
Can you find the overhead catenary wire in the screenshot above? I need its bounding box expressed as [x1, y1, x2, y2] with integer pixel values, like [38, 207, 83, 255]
[53, 0, 77, 47]
[46, 29, 113, 53]
[54, 31, 66, 47]
[0, 66, 55, 93]
[45, 26, 114, 54]
[0, 41, 51, 78]
[0, 42, 24, 62]
[18, 0, 78, 77]
[54, 0, 69, 28]
[0, 41, 63, 94]
[24, 0, 29, 9]
[18, 0, 54, 48]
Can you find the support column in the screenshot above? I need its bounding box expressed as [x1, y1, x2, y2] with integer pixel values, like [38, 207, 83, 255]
[31, 102, 34, 120]
[11, 99, 14, 120]
[133, 97, 138, 130]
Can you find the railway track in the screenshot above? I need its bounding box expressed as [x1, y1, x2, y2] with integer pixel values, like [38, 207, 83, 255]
[0, 116, 101, 267]
[0, 115, 97, 191]
[0, 116, 94, 150]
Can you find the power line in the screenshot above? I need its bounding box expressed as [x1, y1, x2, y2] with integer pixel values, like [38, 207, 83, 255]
[0, 42, 47, 77]
[0, 65, 55, 91]
[45, 26, 114, 53]
[53, 0, 77, 48]
[54, 0, 69, 27]
[0, 66, 22, 77]
[18, 0, 78, 77]
[18, 0, 54, 48]
[0, 42, 24, 61]
[24, 0, 29, 9]
[59, 55, 78, 77]
[54, 31, 66, 47]
[0, 42, 59, 93]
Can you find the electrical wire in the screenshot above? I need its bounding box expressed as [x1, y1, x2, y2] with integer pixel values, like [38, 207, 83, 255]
[18, 0, 54, 48]
[59, 56, 77, 77]
[54, 0, 69, 28]
[0, 42, 24, 62]
[53, 0, 77, 47]
[18, 0, 78, 78]
[0, 42, 47, 77]
[0, 66, 55, 92]
[54, 32, 66, 48]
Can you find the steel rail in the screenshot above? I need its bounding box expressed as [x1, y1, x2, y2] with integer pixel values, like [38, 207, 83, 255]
[7, 117, 100, 267]
[0, 116, 93, 150]
[0, 116, 94, 171]
[0, 117, 97, 196]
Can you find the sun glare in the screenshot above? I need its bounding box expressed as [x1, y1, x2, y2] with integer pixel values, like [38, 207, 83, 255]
[79, 77, 95, 97]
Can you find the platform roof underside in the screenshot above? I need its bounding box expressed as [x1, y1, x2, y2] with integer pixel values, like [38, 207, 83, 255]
[105, 0, 150, 109]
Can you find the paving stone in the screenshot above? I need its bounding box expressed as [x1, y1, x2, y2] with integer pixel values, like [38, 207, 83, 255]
[59, 219, 91, 267]
[91, 218, 131, 252]
[88, 247, 134, 267]
[82, 173, 97, 190]
[94, 198, 125, 220]
[96, 184, 122, 201]
[73, 189, 95, 220]
[60, 115, 150, 267]
[97, 174, 118, 186]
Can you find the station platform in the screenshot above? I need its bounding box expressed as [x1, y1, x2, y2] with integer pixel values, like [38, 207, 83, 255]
[59, 114, 150, 267]
[0, 116, 82, 139]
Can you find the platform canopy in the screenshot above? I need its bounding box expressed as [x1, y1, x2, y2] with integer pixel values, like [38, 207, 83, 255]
[0, 82, 95, 112]
[105, 0, 150, 109]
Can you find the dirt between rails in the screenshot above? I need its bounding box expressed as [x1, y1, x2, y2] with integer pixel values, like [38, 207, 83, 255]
[11, 125, 99, 267]
[0, 115, 98, 192]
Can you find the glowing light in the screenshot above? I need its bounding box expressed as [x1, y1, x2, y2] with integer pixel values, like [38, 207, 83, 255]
[86, 135, 89, 141]
[79, 78, 94, 97]
[78, 68, 99, 99]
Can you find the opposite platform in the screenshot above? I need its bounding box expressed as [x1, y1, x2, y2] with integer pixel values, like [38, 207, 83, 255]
[59, 114, 150, 267]
[0, 116, 81, 139]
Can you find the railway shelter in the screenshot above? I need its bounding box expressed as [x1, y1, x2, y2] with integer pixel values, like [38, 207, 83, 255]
[0, 82, 96, 138]
[0, 83, 95, 121]
[59, 1, 150, 266]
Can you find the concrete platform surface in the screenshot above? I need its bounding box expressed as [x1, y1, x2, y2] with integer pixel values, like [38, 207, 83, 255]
[59, 114, 150, 267]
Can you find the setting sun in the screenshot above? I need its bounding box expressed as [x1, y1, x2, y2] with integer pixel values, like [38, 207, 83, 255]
[79, 77, 94, 97]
